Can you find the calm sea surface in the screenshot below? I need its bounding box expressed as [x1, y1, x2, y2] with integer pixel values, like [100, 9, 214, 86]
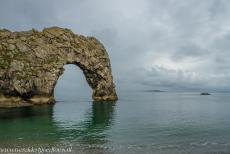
[0, 91, 230, 154]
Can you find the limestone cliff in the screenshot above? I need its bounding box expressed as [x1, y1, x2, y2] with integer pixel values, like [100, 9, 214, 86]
[0, 27, 117, 106]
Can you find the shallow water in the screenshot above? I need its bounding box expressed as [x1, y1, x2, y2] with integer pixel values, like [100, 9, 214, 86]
[1, 91, 230, 154]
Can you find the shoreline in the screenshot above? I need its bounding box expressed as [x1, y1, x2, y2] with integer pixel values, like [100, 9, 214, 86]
[0, 95, 54, 108]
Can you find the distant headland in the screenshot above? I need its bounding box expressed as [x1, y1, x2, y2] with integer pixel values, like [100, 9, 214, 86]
[143, 90, 166, 92]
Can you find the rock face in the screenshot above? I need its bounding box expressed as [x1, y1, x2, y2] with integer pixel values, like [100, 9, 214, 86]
[0, 27, 118, 106]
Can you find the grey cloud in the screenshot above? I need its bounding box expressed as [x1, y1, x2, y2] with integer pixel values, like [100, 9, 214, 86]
[171, 44, 207, 61]
[139, 66, 230, 92]
[0, 0, 230, 91]
[0, 0, 59, 30]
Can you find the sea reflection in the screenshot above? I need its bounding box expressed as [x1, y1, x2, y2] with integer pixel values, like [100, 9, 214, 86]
[0, 101, 116, 147]
[80, 102, 116, 144]
[53, 101, 116, 144]
[0, 105, 54, 119]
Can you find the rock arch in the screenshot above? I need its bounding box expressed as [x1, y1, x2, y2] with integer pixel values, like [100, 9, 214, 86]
[0, 27, 117, 106]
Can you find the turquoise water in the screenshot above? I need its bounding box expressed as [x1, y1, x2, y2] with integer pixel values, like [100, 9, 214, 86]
[1, 92, 230, 153]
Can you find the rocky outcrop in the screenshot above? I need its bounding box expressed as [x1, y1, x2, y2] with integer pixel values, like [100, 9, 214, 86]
[200, 93, 211, 95]
[0, 27, 117, 106]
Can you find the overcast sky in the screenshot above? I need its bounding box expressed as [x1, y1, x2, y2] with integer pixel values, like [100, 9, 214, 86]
[0, 0, 230, 93]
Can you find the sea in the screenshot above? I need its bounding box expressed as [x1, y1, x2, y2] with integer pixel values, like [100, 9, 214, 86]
[0, 91, 230, 154]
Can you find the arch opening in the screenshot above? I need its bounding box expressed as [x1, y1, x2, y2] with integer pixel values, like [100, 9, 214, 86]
[54, 64, 92, 102]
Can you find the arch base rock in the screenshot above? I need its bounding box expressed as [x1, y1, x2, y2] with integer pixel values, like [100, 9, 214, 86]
[0, 27, 118, 107]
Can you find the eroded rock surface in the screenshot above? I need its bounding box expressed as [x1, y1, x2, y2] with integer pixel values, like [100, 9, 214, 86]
[0, 27, 117, 106]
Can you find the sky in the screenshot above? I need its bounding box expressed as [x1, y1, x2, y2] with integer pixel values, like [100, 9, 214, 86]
[0, 0, 230, 93]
